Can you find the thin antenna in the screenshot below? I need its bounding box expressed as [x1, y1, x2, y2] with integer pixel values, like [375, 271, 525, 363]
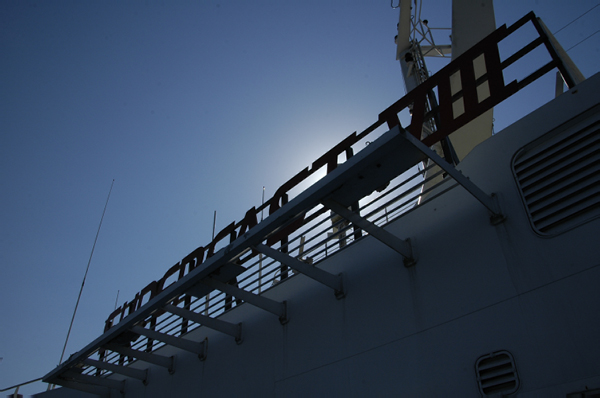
[58, 179, 114, 365]
[258, 186, 265, 293]
[261, 186, 265, 221]
[205, 210, 217, 316]
[212, 210, 217, 240]
[114, 290, 120, 310]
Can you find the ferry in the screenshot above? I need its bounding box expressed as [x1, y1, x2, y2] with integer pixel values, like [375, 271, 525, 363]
[25, 1, 600, 396]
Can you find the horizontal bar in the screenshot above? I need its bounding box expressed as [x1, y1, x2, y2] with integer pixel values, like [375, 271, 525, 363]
[104, 343, 174, 373]
[253, 243, 345, 298]
[322, 198, 415, 266]
[197, 278, 288, 324]
[131, 326, 207, 359]
[164, 304, 242, 343]
[0, 377, 43, 393]
[501, 36, 544, 70]
[83, 358, 147, 383]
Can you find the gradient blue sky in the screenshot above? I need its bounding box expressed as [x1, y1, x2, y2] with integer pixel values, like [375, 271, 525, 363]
[1, 1, 598, 395]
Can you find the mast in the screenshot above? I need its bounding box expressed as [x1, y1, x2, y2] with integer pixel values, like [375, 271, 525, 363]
[395, 0, 497, 163]
[449, 0, 496, 161]
[395, 0, 457, 198]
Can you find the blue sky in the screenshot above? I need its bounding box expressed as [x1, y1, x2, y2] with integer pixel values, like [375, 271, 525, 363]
[1, 1, 598, 395]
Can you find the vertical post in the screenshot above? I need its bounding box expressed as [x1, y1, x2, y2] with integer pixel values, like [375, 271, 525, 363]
[259, 186, 265, 294]
[534, 17, 585, 89]
[206, 210, 217, 315]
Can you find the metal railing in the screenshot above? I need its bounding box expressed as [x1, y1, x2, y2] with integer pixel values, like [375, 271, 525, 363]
[89, 159, 456, 373]
[0, 377, 43, 397]
[83, 10, 575, 376]
[43, 11, 585, 391]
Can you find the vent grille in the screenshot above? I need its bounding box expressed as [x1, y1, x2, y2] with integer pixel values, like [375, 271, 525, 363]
[513, 117, 600, 234]
[475, 350, 519, 397]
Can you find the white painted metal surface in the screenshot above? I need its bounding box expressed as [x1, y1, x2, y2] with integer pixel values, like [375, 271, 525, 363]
[35, 6, 600, 397]
[36, 69, 600, 398]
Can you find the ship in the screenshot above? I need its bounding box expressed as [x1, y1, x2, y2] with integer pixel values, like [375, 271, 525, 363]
[27, 1, 600, 397]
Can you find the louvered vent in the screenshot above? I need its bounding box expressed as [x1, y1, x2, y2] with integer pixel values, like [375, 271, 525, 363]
[475, 350, 519, 397]
[513, 116, 600, 234]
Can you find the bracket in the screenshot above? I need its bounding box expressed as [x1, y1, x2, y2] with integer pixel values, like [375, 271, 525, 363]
[82, 358, 147, 384]
[401, 129, 504, 223]
[323, 198, 416, 267]
[253, 243, 345, 298]
[131, 326, 207, 360]
[104, 343, 174, 374]
[164, 304, 243, 344]
[196, 277, 288, 324]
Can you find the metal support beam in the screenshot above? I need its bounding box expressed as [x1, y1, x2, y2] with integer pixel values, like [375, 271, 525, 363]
[401, 129, 504, 223]
[104, 343, 174, 373]
[195, 278, 288, 324]
[534, 17, 585, 88]
[131, 326, 207, 360]
[53, 379, 111, 397]
[322, 198, 416, 267]
[164, 304, 243, 343]
[62, 370, 124, 392]
[83, 358, 148, 384]
[253, 243, 345, 298]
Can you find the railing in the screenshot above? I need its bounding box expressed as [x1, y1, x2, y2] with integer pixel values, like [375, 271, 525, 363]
[91, 161, 454, 371]
[100, 10, 572, 339]
[0, 377, 43, 398]
[380, 11, 581, 146]
[43, 11, 583, 392]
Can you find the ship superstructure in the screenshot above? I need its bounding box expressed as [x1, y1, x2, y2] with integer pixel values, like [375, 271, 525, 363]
[33, 5, 600, 398]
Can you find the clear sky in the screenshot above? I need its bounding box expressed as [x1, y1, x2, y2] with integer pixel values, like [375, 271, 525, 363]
[1, 1, 598, 395]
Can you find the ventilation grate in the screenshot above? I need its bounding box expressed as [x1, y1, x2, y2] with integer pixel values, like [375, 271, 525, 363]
[475, 350, 519, 397]
[513, 116, 600, 234]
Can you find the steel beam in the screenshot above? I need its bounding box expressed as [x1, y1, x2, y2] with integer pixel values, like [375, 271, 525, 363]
[322, 198, 416, 266]
[83, 358, 147, 384]
[253, 243, 345, 298]
[164, 304, 243, 343]
[62, 370, 124, 392]
[104, 343, 174, 373]
[131, 326, 207, 360]
[401, 129, 504, 222]
[195, 278, 288, 324]
[534, 17, 585, 88]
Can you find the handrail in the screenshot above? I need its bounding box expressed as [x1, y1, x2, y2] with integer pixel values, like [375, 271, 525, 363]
[0, 377, 43, 392]
[41, 11, 577, 395]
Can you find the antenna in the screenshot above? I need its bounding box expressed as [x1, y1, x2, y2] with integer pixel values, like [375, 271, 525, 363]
[259, 186, 265, 293]
[58, 179, 115, 366]
[212, 210, 217, 240]
[261, 186, 265, 221]
[204, 210, 217, 315]
[114, 290, 120, 310]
